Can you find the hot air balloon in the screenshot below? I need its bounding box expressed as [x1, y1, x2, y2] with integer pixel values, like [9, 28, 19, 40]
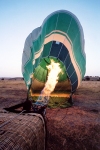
[22, 10, 86, 108]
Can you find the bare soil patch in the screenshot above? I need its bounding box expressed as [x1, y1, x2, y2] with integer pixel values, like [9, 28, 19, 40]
[0, 80, 27, 110]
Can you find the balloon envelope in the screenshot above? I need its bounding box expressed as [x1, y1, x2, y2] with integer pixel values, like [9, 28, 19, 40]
[22, 10, 86, 95]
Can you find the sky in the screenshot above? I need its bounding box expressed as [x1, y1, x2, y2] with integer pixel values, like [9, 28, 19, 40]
[0, 0, 100, 77]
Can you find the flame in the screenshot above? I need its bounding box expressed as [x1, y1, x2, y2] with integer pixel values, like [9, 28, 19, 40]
[37, 59, 62, 104]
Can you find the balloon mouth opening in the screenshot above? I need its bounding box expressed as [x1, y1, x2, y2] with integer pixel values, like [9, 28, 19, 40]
[29, 56, 72, 105]
[34, 56, 69, 83]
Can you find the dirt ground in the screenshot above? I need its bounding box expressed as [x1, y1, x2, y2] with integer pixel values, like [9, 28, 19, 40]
[0, 80, 100, 150]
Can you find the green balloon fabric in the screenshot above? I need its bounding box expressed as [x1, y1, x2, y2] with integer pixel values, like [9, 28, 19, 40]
[22, 10, 86, 94]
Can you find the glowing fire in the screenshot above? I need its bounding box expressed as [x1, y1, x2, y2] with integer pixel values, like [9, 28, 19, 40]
[37, 59, 61, 104]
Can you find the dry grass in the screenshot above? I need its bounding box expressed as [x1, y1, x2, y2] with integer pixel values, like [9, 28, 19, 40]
[46, 81, 100, 150]
[0, 80, 100, 150]
[0, 80, 27, 109]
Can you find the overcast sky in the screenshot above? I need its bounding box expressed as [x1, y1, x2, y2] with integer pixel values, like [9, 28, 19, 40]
[0, 0, 100, 77]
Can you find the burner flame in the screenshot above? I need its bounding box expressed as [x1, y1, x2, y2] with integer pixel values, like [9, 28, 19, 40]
[37, 59, 62, 104]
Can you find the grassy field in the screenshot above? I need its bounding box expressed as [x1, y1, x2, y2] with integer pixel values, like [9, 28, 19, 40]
[0, 80, 100, 150]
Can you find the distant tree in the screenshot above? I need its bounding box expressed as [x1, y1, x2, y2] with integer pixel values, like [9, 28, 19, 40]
[85, 76, 90, 81]
[1, 78, 4, 80]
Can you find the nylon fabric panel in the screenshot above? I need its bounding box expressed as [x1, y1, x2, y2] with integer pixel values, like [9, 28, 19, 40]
[56, 12, 72, 33]
[34, 66, 47, 82]
[49, 41, 62, 57]
[58, 44, 69, 62]
[72, 80, 78, 93]
[42, 42, 51, 57]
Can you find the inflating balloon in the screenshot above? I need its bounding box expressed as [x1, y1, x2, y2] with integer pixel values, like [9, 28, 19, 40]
[22, 10, 86, 107]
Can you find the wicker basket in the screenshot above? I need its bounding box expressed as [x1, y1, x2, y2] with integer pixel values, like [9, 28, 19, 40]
[0, 112, 45, 150]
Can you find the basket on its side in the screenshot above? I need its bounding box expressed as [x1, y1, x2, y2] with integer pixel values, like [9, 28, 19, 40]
[0, 112, 45, 150]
